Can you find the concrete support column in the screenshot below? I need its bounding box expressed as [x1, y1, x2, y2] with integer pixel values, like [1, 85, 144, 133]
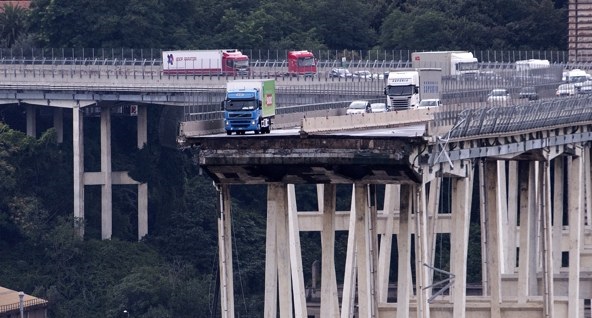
[137, 105, 148, 240]
[506, 161, 518, 273]
[264, 184, 280, 318]
[479, 160, 490, 295]
[341, 186, 358, 318]
[396, 184, 412, 318]
[287, 185, 307, 317]
[100, 106, 113, 240]
[552, 157, 564, 273]
[451, 165, 473, 318]
[497, 161, 509, 274]
[25, 104, 36, 137]
[484, 159, 502, 318]
[217, 184, 235, 318]
[354, 184, 376, 318]
[277, 186, 293, 318]
[540, 161, 555, 317]
[568, 151, 583, 318]
[378, 184, 399, 303]
[585, 146, 592, 228]
[53, 108, 63, 143]
[427, 178, 441, 289]
[72, 104, 85, 238]
[518, 161, 539, 302]
[414, 183, 431, 318]
[319, 184, 339, 317]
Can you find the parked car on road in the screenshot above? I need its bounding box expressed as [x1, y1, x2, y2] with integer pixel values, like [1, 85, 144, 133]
[518, 87, 538, 100]
[329, 68, 353, 78]
[369, 102, 389, 113]
[487, 88, 511, 105]
[346, 100, 371, 114]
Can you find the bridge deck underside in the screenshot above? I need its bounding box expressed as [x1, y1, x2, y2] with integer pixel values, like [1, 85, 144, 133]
[193, 135, 425, 184]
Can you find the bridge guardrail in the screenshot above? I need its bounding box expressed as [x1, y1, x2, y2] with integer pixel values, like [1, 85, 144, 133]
[443, 96, 592, 140]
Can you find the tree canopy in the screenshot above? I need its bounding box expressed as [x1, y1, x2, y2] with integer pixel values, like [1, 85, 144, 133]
[0, 0, 569, 50]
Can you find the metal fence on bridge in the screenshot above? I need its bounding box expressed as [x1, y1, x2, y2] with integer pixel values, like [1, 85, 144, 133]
[436, 96, 592, 139]
[0, 48, 581, 64]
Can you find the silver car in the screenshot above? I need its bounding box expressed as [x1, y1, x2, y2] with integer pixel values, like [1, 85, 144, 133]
[346, 100, 371, 114]
[487, 89, 511, 105]
[370, 102, 389, 113]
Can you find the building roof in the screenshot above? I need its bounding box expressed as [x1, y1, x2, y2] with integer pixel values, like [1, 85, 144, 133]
[0, 286, 48, 313]
[0, 1, 30, 11]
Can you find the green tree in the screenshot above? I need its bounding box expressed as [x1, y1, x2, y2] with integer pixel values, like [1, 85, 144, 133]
[0, 4, 28, 47]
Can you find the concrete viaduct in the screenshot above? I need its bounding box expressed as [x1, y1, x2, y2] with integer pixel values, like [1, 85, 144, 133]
[2, 62, 592, 317]
[187, 100, 592, 318]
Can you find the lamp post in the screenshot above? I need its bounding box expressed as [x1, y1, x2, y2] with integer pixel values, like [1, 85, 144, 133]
[123, 310, 129, 318]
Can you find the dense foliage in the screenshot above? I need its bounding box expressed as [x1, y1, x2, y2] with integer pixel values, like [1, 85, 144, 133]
[0, 0, 568, 50]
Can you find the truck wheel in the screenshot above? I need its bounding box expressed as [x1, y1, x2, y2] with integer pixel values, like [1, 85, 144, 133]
[254, 120, 261, 134]
[226, 131, 232, 135]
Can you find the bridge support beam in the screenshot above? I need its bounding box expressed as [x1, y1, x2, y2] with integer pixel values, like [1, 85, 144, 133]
[318, 184, 339, 318]
[450, 163, 473, 318]
[100, 106, 113, 240]
[397, 184, 412, 318]
[540, 160, 555, 317]
[73, 103, 85, 238]
[53, 108, 63, 143]
[518, 161, 539, 302]
[568, 149, 583, 318]
[71, 103, 148, 240]
[217, 184, 235, 318]
[484, 159, 502, 318]
[137, 105, 148, 240]
[26, 104, 36, 137]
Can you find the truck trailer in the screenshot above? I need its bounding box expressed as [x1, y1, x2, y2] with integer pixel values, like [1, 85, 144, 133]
[287, 50, 317, 76]
[384, 68, 442, 109]
[411, 51, 479, 78]
[162, 49, 250, 76]
[221, 79, 276, 135]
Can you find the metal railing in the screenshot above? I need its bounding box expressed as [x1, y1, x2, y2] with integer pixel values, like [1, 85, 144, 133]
[440, 96, 592, 139]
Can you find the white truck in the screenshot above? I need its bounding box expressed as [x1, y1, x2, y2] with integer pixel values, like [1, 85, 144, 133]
[411, 51, 479, 78]
[384, 68, 442, 109]
[162, 49, 250, 76]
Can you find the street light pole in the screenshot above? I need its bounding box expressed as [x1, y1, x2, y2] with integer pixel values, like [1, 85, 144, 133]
[123, 309, 129, 318]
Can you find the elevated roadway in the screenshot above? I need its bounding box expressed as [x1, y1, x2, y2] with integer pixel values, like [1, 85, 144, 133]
[187, 97, 592, 318]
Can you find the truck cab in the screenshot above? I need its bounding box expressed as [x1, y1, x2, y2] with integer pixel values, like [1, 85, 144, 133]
[222, 50, 250, 76]
[384, 71, 420, 109]
[287, 50, 317, 77]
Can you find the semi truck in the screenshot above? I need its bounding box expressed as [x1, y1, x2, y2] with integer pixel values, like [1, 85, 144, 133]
[221, 79, 276, 135]
[162, 49, 250, 76]
[384, 68, 442, 109]
[287, 50, 317, 76]
[411, 51, 479, 78]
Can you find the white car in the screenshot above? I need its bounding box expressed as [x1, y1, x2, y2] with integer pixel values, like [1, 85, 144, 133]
[487, 89, 511, 105]
[418, 99, 441, 108]
[353, 70, 372, 79]
[370, 102, 389, 113]
[556, 84, 576, 96]
[346, 100, 370, 114]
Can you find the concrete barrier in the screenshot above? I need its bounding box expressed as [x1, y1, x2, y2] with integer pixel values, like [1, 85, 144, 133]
[300, 108, 435, 134]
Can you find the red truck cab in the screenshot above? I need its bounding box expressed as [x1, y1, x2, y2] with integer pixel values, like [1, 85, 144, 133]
[222, 50, 250, 76]
[287, 50, 317, 77]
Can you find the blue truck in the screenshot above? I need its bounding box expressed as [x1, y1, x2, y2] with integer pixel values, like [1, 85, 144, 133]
[221, 79, 276, 135]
